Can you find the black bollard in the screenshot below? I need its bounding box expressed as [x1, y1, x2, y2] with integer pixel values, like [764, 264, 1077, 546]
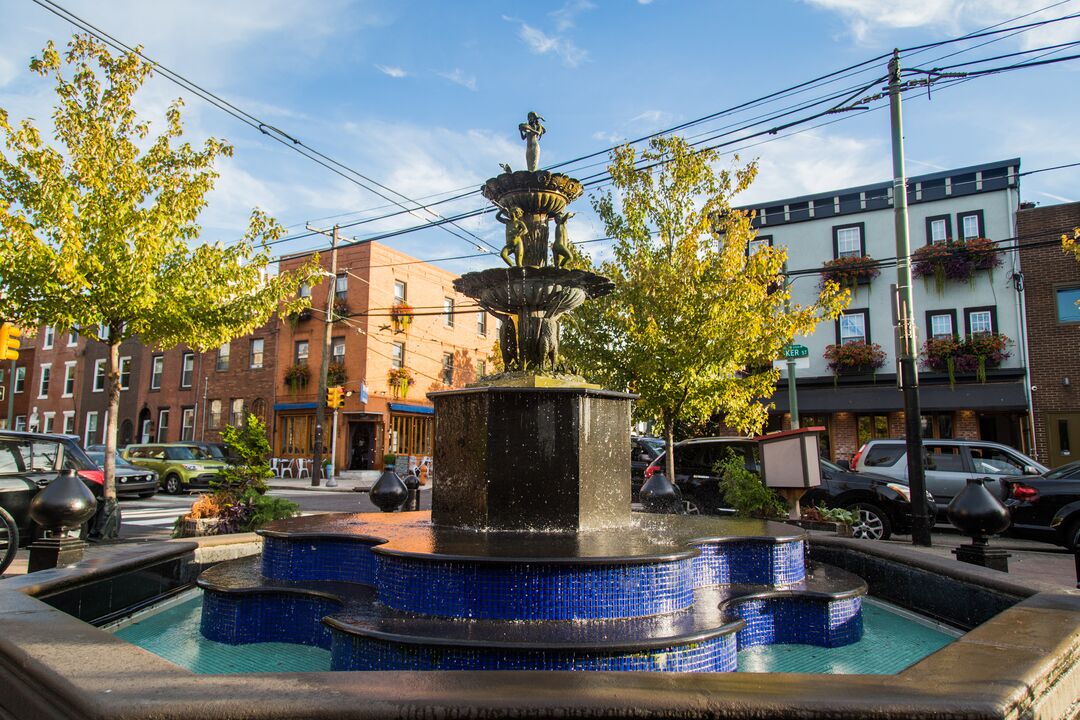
[404, 471, 421, 512]
[947, 477, 1011, 573]
[639, 471, 682, 514]
[27, 469, 98, 573]
[369, 468, 409, 513]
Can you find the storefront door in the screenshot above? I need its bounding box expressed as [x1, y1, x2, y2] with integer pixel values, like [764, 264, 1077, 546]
[1047, 412, 1080, 468]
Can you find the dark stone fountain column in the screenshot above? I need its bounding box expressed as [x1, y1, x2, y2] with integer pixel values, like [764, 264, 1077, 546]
[429, 386, 634, 533]
[522, 213, 550, 267]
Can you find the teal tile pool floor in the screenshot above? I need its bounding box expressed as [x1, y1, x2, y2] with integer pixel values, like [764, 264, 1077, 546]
[112, 592, 957, 675]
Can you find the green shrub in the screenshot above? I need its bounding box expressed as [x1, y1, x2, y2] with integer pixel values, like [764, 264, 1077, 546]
[382, 453, 396, 467]
[715, 452, 787, 519]
[815, 504, 857, 526]
[214, 413, 273, 498]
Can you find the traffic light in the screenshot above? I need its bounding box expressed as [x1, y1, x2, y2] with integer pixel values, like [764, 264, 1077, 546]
[0, 323, 21, 361]
[326, 385, 345, 408]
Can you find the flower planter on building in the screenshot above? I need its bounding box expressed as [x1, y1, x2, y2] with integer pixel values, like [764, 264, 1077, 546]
[912, 237, 1002, 294]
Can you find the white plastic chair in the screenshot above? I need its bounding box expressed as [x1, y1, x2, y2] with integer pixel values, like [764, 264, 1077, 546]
[296, 458, 311, 479]
[277, 458, 294, 478]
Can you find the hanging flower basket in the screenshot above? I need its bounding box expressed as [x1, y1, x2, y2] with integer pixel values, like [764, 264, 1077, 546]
[823, 341, 887, 376]
[333, 300, 350, 321]
[388, 367, 414, 399]
[327, 361, 348, 386]
[819, 256, 880, 292]
[391, 302, 414, 332]
[285, 363, 310, 392]
[922, 333, 1011, 387]
[912, 237, 1002, 294]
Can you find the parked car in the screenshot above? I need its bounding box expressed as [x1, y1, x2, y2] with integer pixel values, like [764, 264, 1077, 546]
[192, 442, 239, 465]
[0, 431, 106, 545]
[642, 437, 933, 539]
[121, 443, 228, 494]
[851, 439, 1046, 513]
[85, 450, 158, 498]
[630, 436, 665, 498]
[1004, 461, 1080, 552]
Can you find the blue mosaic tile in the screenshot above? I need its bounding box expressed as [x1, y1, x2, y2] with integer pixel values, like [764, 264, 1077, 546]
[376, 556, 696, 620]
[692, 540, 805, 588]
[200, 591, 340, 649]
[732, 596, 863, 649]
[262, 537, 378, 585]
[330, 631, 738, 672]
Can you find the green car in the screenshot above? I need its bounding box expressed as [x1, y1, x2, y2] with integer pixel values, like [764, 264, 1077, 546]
[122, 443, 228, 495]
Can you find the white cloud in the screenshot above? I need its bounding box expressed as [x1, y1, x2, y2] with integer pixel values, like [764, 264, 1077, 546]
[437, 68, 478, 91]
[591, 109, 677, 145]
[516, 22, 589, 67]
[376, 64, 408, 78]
[550, 0, 595, 32]
[805, 0, 1080, 48]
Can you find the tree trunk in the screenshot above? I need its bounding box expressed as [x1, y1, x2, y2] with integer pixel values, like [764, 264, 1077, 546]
[102, 334, 120, 503]
[663, 412, 676, 483]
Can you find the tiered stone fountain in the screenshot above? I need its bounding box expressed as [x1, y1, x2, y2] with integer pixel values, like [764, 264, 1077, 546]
[197, 114, 866, 672]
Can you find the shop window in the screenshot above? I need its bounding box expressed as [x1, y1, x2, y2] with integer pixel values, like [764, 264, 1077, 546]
[857, 414, 890, 447]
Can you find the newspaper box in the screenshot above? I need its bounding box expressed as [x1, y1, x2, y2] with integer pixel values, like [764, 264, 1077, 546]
[756, 426, 824, 519]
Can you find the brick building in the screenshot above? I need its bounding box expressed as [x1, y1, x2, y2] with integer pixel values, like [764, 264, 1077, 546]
[1017, 201, 1080, 468]
[1, 345, 35, 432]
[19, 240, 494, 474]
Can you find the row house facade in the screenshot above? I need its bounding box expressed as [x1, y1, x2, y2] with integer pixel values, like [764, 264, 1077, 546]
[745, 159, 1030, 463]
[13, 240, 494, 474]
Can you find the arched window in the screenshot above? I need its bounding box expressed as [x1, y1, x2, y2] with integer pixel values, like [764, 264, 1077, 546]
[251, 397, 267, 422]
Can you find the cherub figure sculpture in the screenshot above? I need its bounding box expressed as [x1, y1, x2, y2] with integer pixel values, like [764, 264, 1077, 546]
[495, 204, 527, 267]
[551, 211, 575, 269]
[518, 112, 546, 172]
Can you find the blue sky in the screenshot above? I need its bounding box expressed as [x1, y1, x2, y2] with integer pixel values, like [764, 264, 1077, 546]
[2, 0, 1078, 275]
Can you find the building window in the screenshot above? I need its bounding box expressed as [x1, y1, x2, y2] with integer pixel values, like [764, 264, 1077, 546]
[748, 235, 772, 256]
[958, 210, 984, 239]
[331, 336, 345, 365]
[97, 322, 110, 341]
[42, 325, 54, 349]
[151, 356, 164, 390]
[13, 367, 24, 394]
[832, 223, 865, 258]
[335, 273, 348, 301]
[38, 364, 51, 398]
[925, 214, 951, 244]
[1056, 286, 1080, 323]
[394, 280, 407, 303]
[67, 327, 78, 347]
[43, 412, 55, 434]
[476, 360, 486, 378]
[964, 306, 996, 335]
[391, 342, 405, 370]
[156, 409, 170, 442]
[250, 338, 264, 369]
[231, 398, 244, 427]
[926, 310, 957, 340]
[119, 356, 132, 390]
[477, 312, 487, 337]
[251, 398, 267, 422]
[921, 413, 954, 439]
[442, 352, 454, 385]
[857, 414, 890, 447]
[62, 411, 75, 435]
[443, 298, 454, 327]
[837, 310, 869, 345]
[209, 400, 222, 429]
[84, 412, 99, 447]
[181, 407, 195, 441]
[389, 413, 432, 456]
[217, 342, 230, 371]
[180, 352, 194, 388]
[295, 340, 309, 365]
[92, 359, 106, 392]
[14, 416, 26, 431]
[63, 361, 76, 397]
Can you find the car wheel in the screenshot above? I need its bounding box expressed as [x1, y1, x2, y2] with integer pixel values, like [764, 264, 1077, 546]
[164, 474, 183, 495]
[682, 499, 702, 515]
[1065, 518, 1080, 553]
[848, 502, 892, 541]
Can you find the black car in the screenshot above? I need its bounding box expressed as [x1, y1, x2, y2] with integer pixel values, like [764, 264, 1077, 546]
[1004, 461, 1080, 552]
[643, 437, 933, 540]
[85, 450, 159, 498]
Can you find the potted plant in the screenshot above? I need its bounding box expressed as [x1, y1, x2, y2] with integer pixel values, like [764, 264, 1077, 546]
[390, 301, 414, 332]
[823, 341, 887, 377]
[797, 504, 857, 537]
[912, 237, 1002, 294]
[285, 362, 310, 392]
[383, 453, 397, 470]
[327, 361, 348, 386]
[176, 493, 224, 537]
[333, 299, 350, 321]
[388, 367, 414, 399]
[922, 333, 1011, 387]
[819, 255, 880, 293]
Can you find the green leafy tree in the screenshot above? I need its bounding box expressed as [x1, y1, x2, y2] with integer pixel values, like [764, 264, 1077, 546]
[215, 413, 274, 498]
[561, 136, 846, 481]
[0, 36, 319, 502]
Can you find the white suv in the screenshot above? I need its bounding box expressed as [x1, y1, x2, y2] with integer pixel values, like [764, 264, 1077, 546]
[852, 439, 1046, 513]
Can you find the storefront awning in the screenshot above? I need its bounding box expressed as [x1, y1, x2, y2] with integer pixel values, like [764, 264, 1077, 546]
[388, 403, 434, 415]
[771, 381, 1028, 414]
[274, 402, 317, 411]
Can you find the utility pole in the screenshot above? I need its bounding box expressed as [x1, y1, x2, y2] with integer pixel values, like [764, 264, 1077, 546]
[784, 263, 799, 430]
[307, 224, 340, 487]
[888, 49, 932, 547]
[5, 360, 15, 429]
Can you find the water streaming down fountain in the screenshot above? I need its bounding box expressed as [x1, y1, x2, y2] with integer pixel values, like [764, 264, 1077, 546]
[197, 114, 867, 671]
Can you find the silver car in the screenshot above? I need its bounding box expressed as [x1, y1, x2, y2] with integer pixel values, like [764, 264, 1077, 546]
[852, 438, 1046, 512]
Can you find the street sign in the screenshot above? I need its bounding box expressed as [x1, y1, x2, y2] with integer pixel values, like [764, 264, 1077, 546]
[782, 344, 809, 359]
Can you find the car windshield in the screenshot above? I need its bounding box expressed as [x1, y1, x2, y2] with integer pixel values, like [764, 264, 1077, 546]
[820, 459, 844, 473]
[638, 438, 665, 454]
[1042, 462, 1080, 480]
[87, 451, 133, 468]
[165, 446, 209, 461]
[203, 445, 227, 459]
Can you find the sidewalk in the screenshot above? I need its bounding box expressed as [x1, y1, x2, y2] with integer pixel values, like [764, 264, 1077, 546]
[268, 469, 433, 493]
